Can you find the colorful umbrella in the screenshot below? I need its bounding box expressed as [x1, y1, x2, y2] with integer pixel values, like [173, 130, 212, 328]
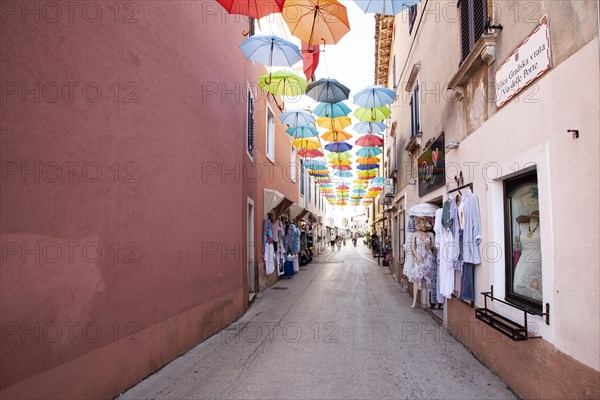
[327, 151, 352, 161]
[286, 125, 319, 138]
[282, 0, 351, 46]
[353, 0, 419, 15]
[240, 34, 302, 67]
[306, 78, 351, 103]
[313, 102, 352, 117]
[353, 85, 397, 107]
[324, 142, 353, 152]
[305, 160, 328, 169]
[334, 171, 353, 178]
[353, 121, 388, 134]
[357, 164, 379, 170]
[355, 134, 384, 147]
[353, 106, 391, 122]
[292, 138, 322, 150]
[321, 130, 353, 142]
[329, 159, 353, 167]
[216, 0, 285, 19]
[298, 149, 324, 158]
[356, 156, 380, 164]
[260, 71, 308, 96]
[317, 116, 352, 130]
[356, 147, 383, 156]
[330, 165, 353, 171]
[302, 41, 320, 80]
[280, 109, 316, 127]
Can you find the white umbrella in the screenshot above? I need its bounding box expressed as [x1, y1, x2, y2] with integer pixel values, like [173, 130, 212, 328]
[407, 202, 438, 217]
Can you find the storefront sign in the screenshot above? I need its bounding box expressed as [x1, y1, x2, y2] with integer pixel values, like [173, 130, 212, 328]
[418, 133, 445, 197]
[495, 18, 551, 108]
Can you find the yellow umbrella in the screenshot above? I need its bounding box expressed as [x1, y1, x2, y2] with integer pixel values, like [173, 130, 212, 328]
[357, 156, 381, 164]
[321, 129, 353, 142]
[259, 71, 308, 96]
[353, 106, 391, 122]
[292, 138, 321, 150]
[326, 151, 352, 161]
[282, 0, 351, 47]
[317, 116, 352, 130]
[329, 160, 352, 167]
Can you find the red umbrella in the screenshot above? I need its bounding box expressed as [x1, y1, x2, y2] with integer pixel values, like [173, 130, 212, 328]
[330, 165, 352, 171]
[355, 134, 384, 147]
[298, 149, 324, 158]
[216, 0, 285, 19]
[302, 42, 320, 80]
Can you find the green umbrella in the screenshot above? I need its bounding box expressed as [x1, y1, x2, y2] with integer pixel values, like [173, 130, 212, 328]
[353, 106, 391, 122]
[259, 71, 307, 96]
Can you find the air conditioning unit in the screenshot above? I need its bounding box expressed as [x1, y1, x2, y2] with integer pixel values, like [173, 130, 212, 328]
[384, 178, 395, 197]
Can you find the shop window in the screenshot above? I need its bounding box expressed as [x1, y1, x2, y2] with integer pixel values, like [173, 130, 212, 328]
[246, 87, 254, 158]
[504, 170, 542, 311]
[266, 106, 275, 161]
[408, 4, 417, 34]
[410, 81, 420, 136]
[459, 0, 487, 62]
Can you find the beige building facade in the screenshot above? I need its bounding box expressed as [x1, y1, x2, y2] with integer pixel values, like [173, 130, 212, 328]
[380, 1, 599, 398]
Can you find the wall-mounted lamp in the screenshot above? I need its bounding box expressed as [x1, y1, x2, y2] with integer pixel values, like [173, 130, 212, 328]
[567, 129, 579, 139]
[408, 178, 417, 185]
[446, 138, 460, 150]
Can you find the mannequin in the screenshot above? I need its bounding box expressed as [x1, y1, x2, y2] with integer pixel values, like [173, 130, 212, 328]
[411, 217, 435, 308]
[513, 210, 542, 300]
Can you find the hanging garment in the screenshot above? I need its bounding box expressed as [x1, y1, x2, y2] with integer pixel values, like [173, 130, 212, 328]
[273, 219, 285, 243]
[433, 208, 445, 304]
[459, 262, 475, 301]
[263, 217, 273, 249]
[462, 192, 482, 265]
[264, 242, 275, 274]
[439, 197, 460, 299]
[413, 233, 435, 290]
[291, 226, 301, 253]
[284, 224, 294, 252]
[403, 232, 415, 282]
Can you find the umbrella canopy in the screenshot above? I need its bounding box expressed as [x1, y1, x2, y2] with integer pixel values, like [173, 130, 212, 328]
[286, 125, 319, 138]
[306, 78, 351, 103]
[353, 106, 391, 122]
[216, 0, 285, 19]
[357, 156, 381, 164]
[280, 109, 316, 127]
[334, 171, 353, 178]
[305, 160, 328, 169]
[317, 116, 352, 130]
[355, 134, 384, 147]
[353, 85, 396, 107]
[302, 41, 320, 80]
[357, 163, 379, 170]
[282, 0, 351, 46]
[240, 34, 302, 67]
[321, 129, 353, 142]
[356, 147, 383, 156]
[292, 138, 322, 150]
[407, 202, 439, 217]
[324, 142, 353, 152]
[298, 149, 324, 158]
[313, 102, 352, 117]
[329, 159, 353, 167]
[260, 71, 308, 96]
[330, 165, 352, 171]
[353, 121, 388, 134]
[327, 151, 352, 161]
[353, 0, 420, 15]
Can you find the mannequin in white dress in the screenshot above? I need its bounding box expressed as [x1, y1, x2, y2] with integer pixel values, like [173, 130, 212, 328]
[513, 211, 542, 300]
[411, 217, 435, 308]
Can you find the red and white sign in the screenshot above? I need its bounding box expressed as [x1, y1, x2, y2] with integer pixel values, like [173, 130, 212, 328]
[495, 18, 552, 108]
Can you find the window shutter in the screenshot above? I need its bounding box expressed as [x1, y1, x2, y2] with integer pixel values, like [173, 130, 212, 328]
[473, 0, 486, 44]
[459, 0, 470, 62]
[414, 82, 420, 134]
[247, 90, 254, 157]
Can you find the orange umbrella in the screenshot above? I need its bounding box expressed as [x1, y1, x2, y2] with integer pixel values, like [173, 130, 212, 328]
[321, 129, 353, 142]
[282, 0, 351, 47]
[317, 117, 352, 130]
[357, 156, 381, 164]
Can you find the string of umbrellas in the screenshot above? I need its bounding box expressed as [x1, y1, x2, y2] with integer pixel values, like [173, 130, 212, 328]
[215, 0, 418, 206]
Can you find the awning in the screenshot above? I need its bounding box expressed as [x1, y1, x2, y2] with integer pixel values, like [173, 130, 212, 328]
[264, 189, 293, 219]
[373, 216, 385, 224]
[288, 203, 305, 220]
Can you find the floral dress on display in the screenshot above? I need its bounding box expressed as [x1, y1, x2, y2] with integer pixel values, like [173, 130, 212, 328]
[414, 234, 435, 291]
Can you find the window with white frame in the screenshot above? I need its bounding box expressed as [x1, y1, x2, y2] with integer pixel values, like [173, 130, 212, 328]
[266, 106, 275, 161]
[290, 146, 297, 182]
[504, 170, 542, 311]
[410, 81, 420, 136]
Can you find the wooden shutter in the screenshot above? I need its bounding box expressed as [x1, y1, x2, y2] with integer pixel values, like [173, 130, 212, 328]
[459, 0, 470, 62]
[247, 90, 254, 157]
[473, 0, 486, 45]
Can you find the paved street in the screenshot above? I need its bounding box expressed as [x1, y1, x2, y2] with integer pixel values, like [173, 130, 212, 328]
[121, 244, 517, 400]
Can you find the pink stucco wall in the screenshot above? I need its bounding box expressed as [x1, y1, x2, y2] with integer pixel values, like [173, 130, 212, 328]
[1, 2, 256, 398]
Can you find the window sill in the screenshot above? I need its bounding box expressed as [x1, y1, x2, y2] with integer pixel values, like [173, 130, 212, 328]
[404, 135, 421, 153]
[447, 33, 498, 90]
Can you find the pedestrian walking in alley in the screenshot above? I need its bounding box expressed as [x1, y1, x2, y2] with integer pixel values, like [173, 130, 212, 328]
[371, 233, 380, 257]
[336, 235, 342, 251]
[352, 231, 358, 247]
[330, 231, 336, 250]
[342, 233, 347, 246]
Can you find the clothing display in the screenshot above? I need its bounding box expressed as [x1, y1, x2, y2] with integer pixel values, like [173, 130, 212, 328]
[461, 192, 482, 264]
[439, 197, 460, 299]
[513, 221, 542, 300]
[273, 219, 284, 243]
[433, 208, 444, 304]
[413, 234, 435, 290]
[459, 262, 475, 301]
[264, 242, 275, 274]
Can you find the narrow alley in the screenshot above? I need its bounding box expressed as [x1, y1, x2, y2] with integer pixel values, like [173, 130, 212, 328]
[121, 244, 516, 400]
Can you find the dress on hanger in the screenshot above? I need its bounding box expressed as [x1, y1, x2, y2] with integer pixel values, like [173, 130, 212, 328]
[413, 234, 435, 291]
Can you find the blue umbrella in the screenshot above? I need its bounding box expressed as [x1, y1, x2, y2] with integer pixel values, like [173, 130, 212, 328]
[356, 147, 383, 156]
[353, 0, 420, 15]
[357, 164, 379, 170]
[305, 78, 351, 103]
[325, 142, 353, 152]
[305, 160, 327, 170]
[353, 121, 388, 134]
[280, 109, 316, 127]
[334, 171, 353, 178]
[353, 85, 397, 107]
[313, 102, 352, 118]
[240, 34, 302, 67]
[286, 126, 319, 138]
